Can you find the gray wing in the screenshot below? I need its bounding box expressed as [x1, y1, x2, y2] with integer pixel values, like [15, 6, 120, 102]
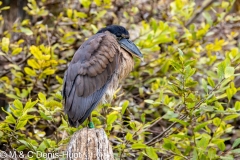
[63, 32, 120, 127]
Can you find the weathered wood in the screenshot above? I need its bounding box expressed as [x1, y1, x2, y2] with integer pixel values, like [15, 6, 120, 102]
[67, 128, 114, 160]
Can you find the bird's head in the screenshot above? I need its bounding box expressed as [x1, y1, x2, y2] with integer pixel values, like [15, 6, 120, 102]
[97, 25, 143, 58]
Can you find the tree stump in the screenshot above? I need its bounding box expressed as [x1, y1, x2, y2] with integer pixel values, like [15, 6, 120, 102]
[66, 128, 114, 160]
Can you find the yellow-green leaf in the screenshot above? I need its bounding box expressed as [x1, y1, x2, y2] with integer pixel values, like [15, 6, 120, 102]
[132, 143, 147, 149]
[13, 99, 23, 110]
[38, 92, 46, 102]
[224, 67, 235, 78]
[121, 100, 129, 114]
[12, 47, 22, 55]
[2, 37, 9, 53]
[24, 67, 36, 76]
[43, 68, 55, 75]
[1, 6, 10, 10]
[30, 46, 42, 60]
[235, 101, 240, 111]
[24, 100, 38, 111]
[223, 114, 239, 121]
[107, 112, 118, 125]
[16, 120, 28, 130]
[27, 59, 40, 69]
[20, 27, 33, 36]
[146, 147, 158, 160]
[56, 75, 63, 84]
[5, 114, 16, 124]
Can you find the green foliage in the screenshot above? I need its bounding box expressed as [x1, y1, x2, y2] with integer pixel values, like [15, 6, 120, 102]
[0, 0, 240, 159]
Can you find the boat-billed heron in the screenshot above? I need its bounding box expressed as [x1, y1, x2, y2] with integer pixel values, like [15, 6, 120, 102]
[63, 25, 142, 127]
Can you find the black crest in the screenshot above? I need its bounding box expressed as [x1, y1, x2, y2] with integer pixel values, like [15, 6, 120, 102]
[97, 25, 129, 38]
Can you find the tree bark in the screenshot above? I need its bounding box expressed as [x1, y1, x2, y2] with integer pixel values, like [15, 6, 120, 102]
[66, 128, 114, 160]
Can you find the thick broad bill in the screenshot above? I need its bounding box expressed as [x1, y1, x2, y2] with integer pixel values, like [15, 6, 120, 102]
[119, 38, 143, 58]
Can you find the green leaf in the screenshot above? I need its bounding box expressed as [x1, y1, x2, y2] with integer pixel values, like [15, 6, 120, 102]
[0, 6, 10, 10]
[220, 155, 234, 160]
[171, 60, 182, 71]
[18, 140, 33, 150]
[38, 92, 46, 102]
[56, 75, 63, 84]
[24, 67, 36, 76]
[43, 68, 55, 75]
[107, 112, 118, 125]
[5, 114, 16, 124]
[30, 45, 42, 60]
[194, 121, 210, 132]
[12, 47, 22, 55]
[66, 9, 73, 18]
[215, 140, 226, 151]
[184, 65, 196, 79]
[207, 77, 215, 87]
[91, 25, 98, 34]
[232, 138, 240, 148]
[202, 79, 208, 93]
[169, 118, 189, 127]
[2, 37, 9, 53]
[184, 59, 196, 66]
[40, 111, 52, 120]
[234, 101, 240, 111]
[163, 138, 174, 150]
[121, 100, 129, 114]
[232, 148, 240, 153]
[223, 114, 239, 121]
[94, 0, 101, 6]
[213, 117, 221, 126]
[27, 59, 40, 69]
[13, 99, 23, 110]
[224, 67, 235, 78]
[178, 48, 184, 56]
[74, 10, 87, 18]
[80, 0, 91, 8]
[146, 147, 158, 160]
[208, 148, 216, 159]
[20, 27, 33, 36]
[25, 100, 38, 111]
[144, 99, 154, 104]
[20, 115, 35, 121]
[38, 140, 47, 151]
[6, 94, 19, 99]
[217, 61, 226, 79]
[9, 64, 21, 70]
[203, 12, 213, 25]
[125, 132, 132, 141]
[132, 143, 147, 149]
[197, 134, 210, 149]
[16, 145, 27, 151]
[16, 120, 28, 130]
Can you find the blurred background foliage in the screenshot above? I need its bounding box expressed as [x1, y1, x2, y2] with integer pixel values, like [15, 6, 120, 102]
[0, 0, 240, 159]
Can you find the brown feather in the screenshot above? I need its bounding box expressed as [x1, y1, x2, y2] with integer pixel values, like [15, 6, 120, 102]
[63, 31, 134, 127]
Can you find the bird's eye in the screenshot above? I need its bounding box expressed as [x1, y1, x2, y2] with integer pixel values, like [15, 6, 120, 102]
[117, 36, 122, 40]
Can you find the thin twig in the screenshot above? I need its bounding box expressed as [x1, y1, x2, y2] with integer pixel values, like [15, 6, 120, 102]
[185, 0, 215, 27]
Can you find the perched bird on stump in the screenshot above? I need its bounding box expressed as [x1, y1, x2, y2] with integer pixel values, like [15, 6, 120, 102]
[63, 25, 142, 128]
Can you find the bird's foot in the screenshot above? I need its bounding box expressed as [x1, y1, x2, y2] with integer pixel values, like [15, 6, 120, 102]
[88, 122, 95, 128]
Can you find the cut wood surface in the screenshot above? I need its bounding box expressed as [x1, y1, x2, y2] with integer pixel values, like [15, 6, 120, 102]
[67, 128, 114, 160]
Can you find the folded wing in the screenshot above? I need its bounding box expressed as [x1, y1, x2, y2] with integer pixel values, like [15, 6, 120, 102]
[63, 32, 120, 126]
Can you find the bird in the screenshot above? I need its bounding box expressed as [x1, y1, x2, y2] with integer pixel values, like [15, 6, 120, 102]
[63, 25, 142, 128]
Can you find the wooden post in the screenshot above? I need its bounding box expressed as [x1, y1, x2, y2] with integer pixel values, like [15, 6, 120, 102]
[66, 128, 114, 160]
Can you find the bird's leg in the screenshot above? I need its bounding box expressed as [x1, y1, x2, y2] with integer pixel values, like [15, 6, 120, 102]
[88, 114, 95, 128]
